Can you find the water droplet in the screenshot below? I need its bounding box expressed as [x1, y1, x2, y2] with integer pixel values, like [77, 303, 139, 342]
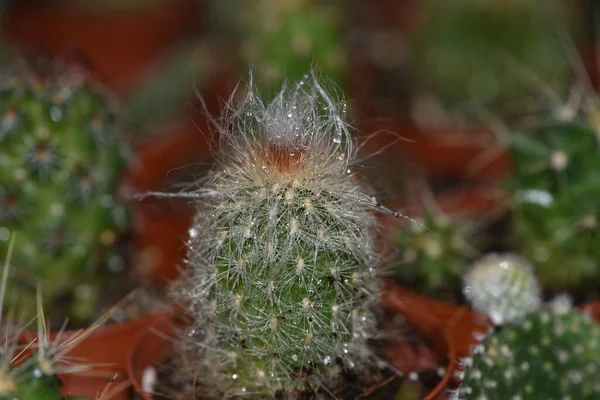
[50, 106, 62, 121]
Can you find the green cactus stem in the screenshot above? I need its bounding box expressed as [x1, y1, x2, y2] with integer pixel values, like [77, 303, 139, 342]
[456, 302, 600, 399]
[174, 72, 389, 398]
[507, 118, 600, 293]
[0, 60, 129, 323]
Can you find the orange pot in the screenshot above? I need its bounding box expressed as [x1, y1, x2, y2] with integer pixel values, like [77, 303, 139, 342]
[356, 120, 510, 182]
[19, 307, 174, 400]
[380, 281, 492, 399]
[124, 119, 208, 284]
[2, 0, 202, 96]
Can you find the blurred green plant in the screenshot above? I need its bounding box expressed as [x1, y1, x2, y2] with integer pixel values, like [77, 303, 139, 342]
[212, 0, 345, 95]
[507, 114, 600, 293]
[0, 59, 129, 324]
[395, 208, 479, 301]
[410, 0, 575, 116]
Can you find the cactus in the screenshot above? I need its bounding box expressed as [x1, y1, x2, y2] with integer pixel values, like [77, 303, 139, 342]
[410, 0, 573, 115]
[214, 0, 345, 93]
[394, 208, 477, 301]
[0, 59, 129, 323]
[507, 117, 600, 293]
[456, 303, 600, 399]
[173, 72, 388, 398]
[463, 253, 541, 325]
[456, 252, 600, 399]
[0, 234, 99, 400]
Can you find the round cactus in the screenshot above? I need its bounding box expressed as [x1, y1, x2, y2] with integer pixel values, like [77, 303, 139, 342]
[175, 72, 385, 398]
[0, 60, 129, 322]
[463, 253, 541, 325]
[0, 235, 93, 400]
[507, 118, 600, 293]
[395, 209, 475, 300]
[456, 303, 600, 399]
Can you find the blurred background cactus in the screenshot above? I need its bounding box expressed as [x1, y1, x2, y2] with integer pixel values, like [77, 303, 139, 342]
[0, 59, 129, 324]
[409, 0, 576, 122]
[394, 207, 477, 301]
[212, 0, 346, 93]
[506, 114, 600, 296]
[457, 252, 600, 399]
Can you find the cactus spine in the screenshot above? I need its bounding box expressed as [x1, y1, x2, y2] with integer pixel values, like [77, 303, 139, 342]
[176, 72, 383, 398]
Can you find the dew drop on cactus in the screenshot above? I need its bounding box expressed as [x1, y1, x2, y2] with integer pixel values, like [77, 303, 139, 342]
[175, 72, 385, 398]
[463, 253, 541, 325]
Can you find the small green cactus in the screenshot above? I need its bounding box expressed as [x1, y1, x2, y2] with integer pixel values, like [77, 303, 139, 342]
[507, 118, 600, 292]
[215, 0, 345, 93]
[456, 303, 600, 399]
[0, 235, 95, 400]
[463, 253, 541, 325]
[174, 72, 386, 398]
[395, 208, 476, 300]
[0, 60, 129, 322]
[456, 253, 600, 399]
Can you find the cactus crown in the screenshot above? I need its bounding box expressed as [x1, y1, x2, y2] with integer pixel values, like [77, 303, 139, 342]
[175, 71, 386, 398]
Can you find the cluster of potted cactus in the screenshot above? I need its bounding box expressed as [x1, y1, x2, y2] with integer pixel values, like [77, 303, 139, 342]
[0, 1, 599, 400]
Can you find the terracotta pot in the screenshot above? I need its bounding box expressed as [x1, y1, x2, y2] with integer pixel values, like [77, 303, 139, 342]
[124, 118, 209, 284]
[356, 119, 510, 182]
[381, 281, 492, 399]
[18, 307, 174, 400]
[126, 308, 183, 400]
[121, 64, 238, 285]
[381, 284, 600, 398]
[2, 0, 202, 95]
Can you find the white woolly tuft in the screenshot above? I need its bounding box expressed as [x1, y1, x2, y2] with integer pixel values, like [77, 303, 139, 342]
[173, 70, 390, 398]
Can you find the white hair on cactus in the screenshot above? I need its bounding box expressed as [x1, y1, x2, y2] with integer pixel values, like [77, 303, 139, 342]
[463, 252, 541, 325]
[172, 69, 399, 398]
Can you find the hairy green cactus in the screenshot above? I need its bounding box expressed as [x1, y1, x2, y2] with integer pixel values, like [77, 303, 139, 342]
[395, 209, 476, 300]
[174, 72, 386, 398]
[456, 303, 600, 399]
[456, 252, 600, 399]
[410, 0, 573, 114]
[0, 60, 129, 322]
[463, 253, 541, 325]
[507, 117, 600, 292]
